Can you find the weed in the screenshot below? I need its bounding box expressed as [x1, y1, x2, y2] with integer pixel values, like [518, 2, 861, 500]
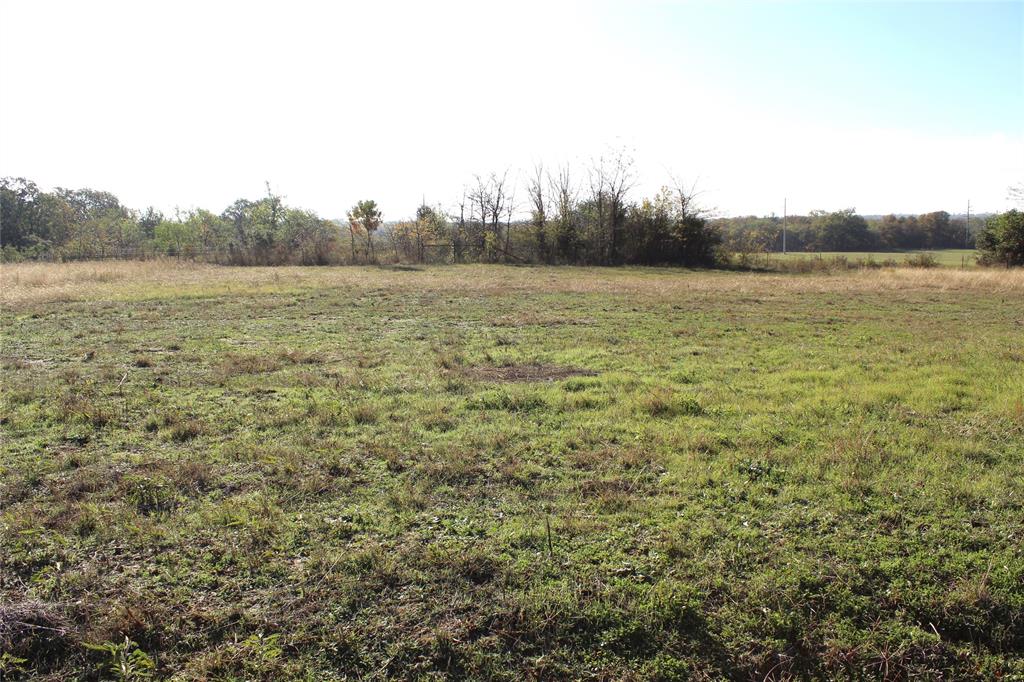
[84, 637, 155, 681]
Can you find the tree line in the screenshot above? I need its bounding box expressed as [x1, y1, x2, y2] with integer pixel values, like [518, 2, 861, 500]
[715, 210, 972, 254]
[0, 154, 720, 267]
[2, 169, 1022, 267]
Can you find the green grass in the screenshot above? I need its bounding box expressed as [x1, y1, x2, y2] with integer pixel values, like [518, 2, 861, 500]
[766, 249, 978, 268]
[1, 263, 1022, 680]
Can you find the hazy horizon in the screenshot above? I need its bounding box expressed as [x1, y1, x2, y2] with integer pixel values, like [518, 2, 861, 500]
[1, 0, 1021, 219]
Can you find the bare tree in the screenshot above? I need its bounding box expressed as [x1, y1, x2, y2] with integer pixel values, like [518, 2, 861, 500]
[467, 171, 512, 261]
[590, 149, 635, 264]
[488, 171, 509, 261]
[470, 175, 490, 258]
[548, 164, 579, 262]
[503, 181, 517, 259]
[667, 173, 708, 220]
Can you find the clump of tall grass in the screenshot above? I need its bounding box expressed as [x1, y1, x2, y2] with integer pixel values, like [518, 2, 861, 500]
[638, 387, 704, 417]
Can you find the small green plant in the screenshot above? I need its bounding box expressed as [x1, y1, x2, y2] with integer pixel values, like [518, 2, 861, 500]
[241, 632, 284, 664]
[0, 652, 29, 677]
[84, 637, 155, 681]
[123, 475, 178, 515]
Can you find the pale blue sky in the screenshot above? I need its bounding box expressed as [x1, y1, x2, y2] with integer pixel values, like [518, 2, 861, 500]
[604, 1, 1022, 136]
[1, 0, 1021, 216]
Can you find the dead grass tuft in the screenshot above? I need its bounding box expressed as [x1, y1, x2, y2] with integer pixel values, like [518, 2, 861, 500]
[278, 348, 324, 364]
[0, 600, 74, 664]
[215, 352, 281, 379]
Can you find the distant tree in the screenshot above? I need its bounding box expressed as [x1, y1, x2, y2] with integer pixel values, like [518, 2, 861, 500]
[137, 207, 164, 239]
[419, 204, 449, 263]
[666, 180, 721, 265]
[527, 164, 549, 262]
[0, 177, 41, 249]
[488, 172, 510, 261]
[807, 209, 876, 251]
[502, 181, 516, 259]
[222, 198, 255, 247]
[622, 182, 720, 266]
[34, 191, 77, 250]
[464, 172, 512, 262]
[549, 165, 579, 263]
[588, 149, 634, 264]
[412, 204, 434, 263]
[389, 220, 413, 262]
[346, 211, 362, 263]
[280, 208, 337, 264]
[918, 211, 959, 248]
[469, 176, 490, 259]
[877, 214, 926, 249]
[348, 200, 382, 263]
[153, 217, 199, 257]
[55, 187, 124, 224]
[977, 209, 1024, 267]
[249, 182, 284, 254]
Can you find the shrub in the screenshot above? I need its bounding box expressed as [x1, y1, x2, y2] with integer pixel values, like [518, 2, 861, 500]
[977, 210, 1024, 267]
[905, 252, 938, 268]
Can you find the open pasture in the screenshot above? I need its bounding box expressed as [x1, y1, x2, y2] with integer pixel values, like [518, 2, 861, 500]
[1, 262, 1022, 680]
[766, 249, 979, 268]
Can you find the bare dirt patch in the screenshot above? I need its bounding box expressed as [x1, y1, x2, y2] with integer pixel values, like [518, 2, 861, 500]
[463, 363, 596, 382]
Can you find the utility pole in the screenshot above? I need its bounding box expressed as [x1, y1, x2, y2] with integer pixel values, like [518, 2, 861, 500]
[965, 199, 971, 248]
[782, 197, 787, 254]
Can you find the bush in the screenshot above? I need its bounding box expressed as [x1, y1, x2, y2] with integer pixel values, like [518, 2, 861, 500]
[905, 252, 938, 268]
[977, 210, 1024, 267]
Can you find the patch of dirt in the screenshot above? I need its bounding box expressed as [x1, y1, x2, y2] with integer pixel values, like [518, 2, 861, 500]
[464, 363, 596, 383]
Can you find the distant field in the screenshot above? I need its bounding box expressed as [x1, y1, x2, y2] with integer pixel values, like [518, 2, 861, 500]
[767, 249, 978, 267]
[1, 262, 1022, 680]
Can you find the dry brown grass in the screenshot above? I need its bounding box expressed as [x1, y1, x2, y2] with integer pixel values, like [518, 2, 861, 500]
[2, 260, 1023, 308]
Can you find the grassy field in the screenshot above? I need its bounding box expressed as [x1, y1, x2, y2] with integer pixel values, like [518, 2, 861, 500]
[1, 261, 1023, 680]
[764, 249, 978, 268]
